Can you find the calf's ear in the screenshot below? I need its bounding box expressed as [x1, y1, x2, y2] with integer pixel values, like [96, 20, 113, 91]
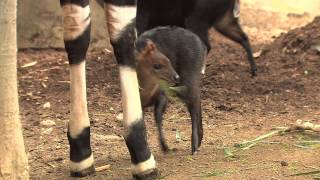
[143, 39, 156, 55]
[135, 39, 157, 62]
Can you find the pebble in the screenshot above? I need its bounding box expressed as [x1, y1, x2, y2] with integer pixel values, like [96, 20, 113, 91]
[43, 102, 51, 108]
[116, 113, 123, 121]
[40, 119, 56, 127]
[42, 127, 53, 135]
[281, 161, 288, 166]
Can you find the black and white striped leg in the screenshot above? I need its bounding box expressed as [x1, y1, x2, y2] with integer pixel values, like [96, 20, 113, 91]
[105, 2, 158, 177]
[61, 0, 94, 177]
[119, 66, 158, 179]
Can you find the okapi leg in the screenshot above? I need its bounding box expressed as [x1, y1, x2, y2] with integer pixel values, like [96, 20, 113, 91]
[105, 2, 158, 178]
[60, 0, 94, 177]
[214, 3, 257, 77]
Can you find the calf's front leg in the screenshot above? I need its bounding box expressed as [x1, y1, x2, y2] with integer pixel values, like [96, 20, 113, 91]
[154, 92, 169, 152]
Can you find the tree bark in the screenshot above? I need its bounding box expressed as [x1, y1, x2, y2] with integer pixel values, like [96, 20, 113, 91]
[0, 0, 29, 179]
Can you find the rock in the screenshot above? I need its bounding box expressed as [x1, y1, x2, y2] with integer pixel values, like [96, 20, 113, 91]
[42, 127, 53, 135]
[43, 102, 51, 108]
[253, 50, 262, 58]
[116, 113, 123, 121]
[93, 133, 123, 141]
[281, 161, 288, 166]
[40, 119, 56, 127]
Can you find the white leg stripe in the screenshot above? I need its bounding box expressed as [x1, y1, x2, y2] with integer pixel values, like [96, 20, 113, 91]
[105, 5, 136, 41]
[201, 64, 206, 75]
[233, 0, 240, 18]
[62, 4, 91, 41]
[131, 154, 156, 175]
[201, 50, 208, 75]
[119, 66, 143, 128]
[69, 62, 90, 138]
[70, 154, 94, 172]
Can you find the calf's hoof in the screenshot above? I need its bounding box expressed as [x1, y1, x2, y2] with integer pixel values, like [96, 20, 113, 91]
[160, 143, 170, 153]
[191, 140, 201, 155]
[192, 147, 200, 155]
[70, 165, 95, 177]
[133, 169, 160, 180]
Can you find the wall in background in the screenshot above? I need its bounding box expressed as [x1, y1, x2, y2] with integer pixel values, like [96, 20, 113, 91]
[244, 0, 320, 15]
[18, 0, 110, 49]
[18, 0, 319, 49]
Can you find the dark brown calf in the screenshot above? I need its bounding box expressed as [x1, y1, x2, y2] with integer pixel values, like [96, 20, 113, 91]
[136, 40, 179, 152]
[134, 26, 206, 154]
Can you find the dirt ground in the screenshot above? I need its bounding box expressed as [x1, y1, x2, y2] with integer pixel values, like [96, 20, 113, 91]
[18, 6, 320, 180]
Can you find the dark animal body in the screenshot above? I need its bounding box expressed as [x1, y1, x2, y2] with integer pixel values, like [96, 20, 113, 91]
[134, 26, 206, 153]
[136, 0, 257, 76]
[59, 0, 255, 179]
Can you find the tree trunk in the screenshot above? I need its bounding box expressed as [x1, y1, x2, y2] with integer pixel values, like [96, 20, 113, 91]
[0, 0, 29, 179]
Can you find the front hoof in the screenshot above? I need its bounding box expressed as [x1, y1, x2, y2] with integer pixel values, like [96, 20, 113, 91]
[192, 150, 199, 156]
[70, 165, 95, 177]
[192, 145, 200, 155]
[133, 169, 160, 180]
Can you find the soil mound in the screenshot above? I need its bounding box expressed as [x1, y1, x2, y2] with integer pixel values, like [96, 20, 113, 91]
[268, 16, 320, 56]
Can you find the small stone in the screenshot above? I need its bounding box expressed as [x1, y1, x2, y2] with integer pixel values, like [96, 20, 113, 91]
[21, 61, 37, 68]
[40, 119, 56, 127]
[43, 102, 51, 108]
[281, 161, 288, 166]
[175, 130, 182, 143]
[116, 113, 123, 121]
[41, 82, 47, 88]
[42, 127, 53, 135]
[253, 50, 262, 58]
[93, 133, 123, 141]
[104, 48, 112, 54]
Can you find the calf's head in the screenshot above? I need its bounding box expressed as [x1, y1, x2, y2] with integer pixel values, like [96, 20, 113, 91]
[136, 40, 180, 86]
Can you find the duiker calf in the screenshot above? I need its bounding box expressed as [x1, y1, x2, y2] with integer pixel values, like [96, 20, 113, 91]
[135, 26, 206, 154]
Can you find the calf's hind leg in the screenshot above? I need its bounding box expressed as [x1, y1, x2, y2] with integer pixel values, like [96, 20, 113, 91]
[188, 95, 203, 155]
[60, 0, 94, 176]
[182, 87, 203, 155]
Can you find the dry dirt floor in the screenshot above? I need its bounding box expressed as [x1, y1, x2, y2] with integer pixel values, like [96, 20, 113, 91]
[18, 5, 320, 180]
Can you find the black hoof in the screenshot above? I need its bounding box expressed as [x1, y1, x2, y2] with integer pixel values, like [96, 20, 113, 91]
[133, 169, 160, 180]
[192, 150, 199, 155]
[162, 147, 178, 154]
[160, 144, 170, 153]
[192, 145, 201, 155]
[251, 69, 257, 77]
[70, 165, 95, 177]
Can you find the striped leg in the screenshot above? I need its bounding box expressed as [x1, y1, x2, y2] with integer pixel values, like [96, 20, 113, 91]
[105, 1, 158, 178]
[60, 0, 94, 177]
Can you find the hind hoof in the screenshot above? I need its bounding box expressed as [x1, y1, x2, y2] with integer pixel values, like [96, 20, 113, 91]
[250, 68, 257, 77]
[160, 144, 170, 153]
[133, 169, 160, 180]
[70, 165, 95, 177]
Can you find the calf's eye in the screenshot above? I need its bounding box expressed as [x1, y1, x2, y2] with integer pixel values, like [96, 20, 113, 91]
[153, 64, 163, 70]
